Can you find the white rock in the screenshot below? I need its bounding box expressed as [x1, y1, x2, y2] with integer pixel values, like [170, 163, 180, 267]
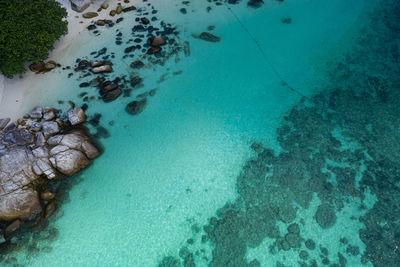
[54, 149, 90, 176]
[68, 107, 86, 126]
[30, 122, 42, 132]
[91, 65, 112, 73]
[35, 132, 46, 147]
[60, 133, 85, 149]
[50, 145, 69, 156]
[32, 147, 48, 158]
[30, 106, 43, 119]
[47, 135, 63, 145]
[43, 111, 56, 121]
[42, 121, 60, 136]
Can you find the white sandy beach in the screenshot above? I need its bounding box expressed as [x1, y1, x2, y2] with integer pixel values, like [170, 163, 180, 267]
[0, 0, 115, 121]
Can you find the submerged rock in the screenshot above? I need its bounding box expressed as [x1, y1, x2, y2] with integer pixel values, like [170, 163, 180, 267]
[248, 0, 264, 8]
[197, 32, 221, 42]
[5, 220, 22, 237]
[103, 89, 122, 102]
[126, 99, 148, 115]
[130, 60, 145, 69]
[130, 76, 143, 87]
[40, 191, 56, 201]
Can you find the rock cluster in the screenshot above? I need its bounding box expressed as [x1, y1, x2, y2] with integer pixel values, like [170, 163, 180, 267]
[0, 106, 100, 240]
[29, 60, 59, 74]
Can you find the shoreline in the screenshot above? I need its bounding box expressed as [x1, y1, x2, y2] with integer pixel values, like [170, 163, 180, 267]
[0, 0, 114, 122]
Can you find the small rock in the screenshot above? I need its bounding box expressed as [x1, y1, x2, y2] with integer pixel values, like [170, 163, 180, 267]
[0, 118, 11, 130]
[147, 47, 161, 54]
[42, 121, 60, 136]
[29, 62, 45, 73]
[82, 12, 98, 19]
[30, 106, 43, 119]
[96, 20, 106, 26]
[30, 122, 42, 131]
[68, 107, 86, 126]
[100, 83, 118, 95]
[40, 191, 56, 201]
[148, 36, 166, 47]
[109, 10, 116, 16]
[91, 65, 113, 73]
[130, 76, 143, 87]
[130, 60, 145, 69]
[101, 2, 109, 9]
[248, 0, 264, 8]
[198, 32, 221, 42]
[281, 18, 292, 24]
[149, 89, 157, 96]
[116, 5, 123, 14]
[47, 135, 63, 145]
[44, 61, 56, 71]
[91, 61, 105, 67]
[103, 88, 122, 102]
[122, 6, 136, 12]
[71, 0, 91, 12]
[141, 17, 150, 24]
[35, 132, 46, 147]
[43, 110, 56, 121]
[124, 46, 136, 53]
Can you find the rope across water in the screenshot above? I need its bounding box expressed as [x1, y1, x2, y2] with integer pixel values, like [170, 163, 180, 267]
[222, 2, 311, 101]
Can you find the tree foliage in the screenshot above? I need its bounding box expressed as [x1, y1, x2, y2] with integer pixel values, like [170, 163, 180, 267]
[0, 0, 68, 78]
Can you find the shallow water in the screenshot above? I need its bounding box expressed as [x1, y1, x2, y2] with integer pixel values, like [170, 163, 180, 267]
[2, 0, 400, 266]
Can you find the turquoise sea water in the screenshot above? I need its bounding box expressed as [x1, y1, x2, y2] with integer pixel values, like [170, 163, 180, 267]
[2, 0, 400, 266]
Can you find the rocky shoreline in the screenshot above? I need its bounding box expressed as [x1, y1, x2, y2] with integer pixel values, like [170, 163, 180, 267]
[0, 106, 100, 245]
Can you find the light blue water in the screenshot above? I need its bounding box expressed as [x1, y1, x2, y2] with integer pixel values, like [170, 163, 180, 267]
[4, 0, 398, 266]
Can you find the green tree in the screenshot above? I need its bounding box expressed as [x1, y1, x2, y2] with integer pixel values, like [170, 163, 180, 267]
[0, 0, 68, 78]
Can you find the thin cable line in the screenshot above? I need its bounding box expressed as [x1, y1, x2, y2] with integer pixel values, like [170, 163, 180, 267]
[223, 2, 311, 101]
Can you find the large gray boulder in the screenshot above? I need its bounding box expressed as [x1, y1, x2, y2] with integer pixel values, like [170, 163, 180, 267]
[0, 148, 42, 221]
[52, 149, 90, 176]
[70, 0, 91, 13]
[0, 106, 100, 224]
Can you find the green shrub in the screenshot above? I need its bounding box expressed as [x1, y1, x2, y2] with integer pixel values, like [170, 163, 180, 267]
[0, 0, 68, 78]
